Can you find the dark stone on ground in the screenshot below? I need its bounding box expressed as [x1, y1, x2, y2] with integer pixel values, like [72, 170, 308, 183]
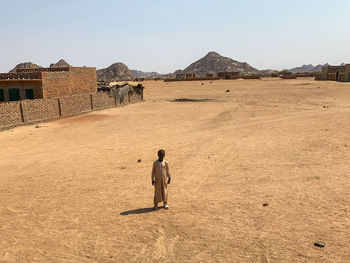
[172, 98, 213, 102]
[314, 242, 325, 248]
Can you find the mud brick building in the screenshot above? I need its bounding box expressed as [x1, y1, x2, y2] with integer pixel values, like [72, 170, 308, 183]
[175, 73, 186, 79]
[175, 73, 196, 80]
[218, 72, 240, 79]
[315, 64, 350, 81]
[0, 67, 97, 102]
[185, 73, 196, 79]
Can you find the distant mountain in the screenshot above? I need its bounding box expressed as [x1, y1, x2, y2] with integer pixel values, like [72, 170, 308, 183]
[50, 59, 71, 68]
[97, 62, 134, 81]
[131, 70, 160, 78]
[175, 51, 261, 77]
[9, 59, 71, 73]
[9, 62, 42, 73]
[284, 64, 329, 74]
[260, 69, 279, 76]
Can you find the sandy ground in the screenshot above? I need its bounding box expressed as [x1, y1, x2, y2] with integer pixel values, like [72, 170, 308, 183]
[0, 78, 350, 262]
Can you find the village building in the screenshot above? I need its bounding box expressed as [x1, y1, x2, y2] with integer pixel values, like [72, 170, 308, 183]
[218, 72, 240, 79]
[175, 73, 186, 79]
[185, 73, 196, 79]
[0, 67, 97, 102]
[315, 64, 350, 81]
[175, 73, 196, 80]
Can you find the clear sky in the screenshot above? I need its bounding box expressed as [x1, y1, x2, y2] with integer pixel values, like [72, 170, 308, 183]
[1, 0, 349, 73]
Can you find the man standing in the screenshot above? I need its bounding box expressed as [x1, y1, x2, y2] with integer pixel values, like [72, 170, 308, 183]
[151, 149, 171, 210]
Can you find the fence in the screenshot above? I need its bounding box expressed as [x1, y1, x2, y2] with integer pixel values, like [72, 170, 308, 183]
[0, 91, 143, 131]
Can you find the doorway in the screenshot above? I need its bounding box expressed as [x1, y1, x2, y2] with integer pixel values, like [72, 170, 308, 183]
[25, 89, 34, 99]
[0, 89, 4, 102]
[9, 88, 21, 101]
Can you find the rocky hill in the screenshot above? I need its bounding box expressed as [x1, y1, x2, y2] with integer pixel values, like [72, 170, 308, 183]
[50, 59, 71, 68]
[97, 62, 134, 81]
[283, 64, 327, 74]
[283, 63, 349, 74]
[131, 69, 160, 78]
[9, 62, 42, 73]
[260, 69, 279, 76]
[9, 59, 71, 73]
[175, 52, 261, 76]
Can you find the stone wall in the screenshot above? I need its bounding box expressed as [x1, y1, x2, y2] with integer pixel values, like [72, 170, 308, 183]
[0, 91, 143, 131]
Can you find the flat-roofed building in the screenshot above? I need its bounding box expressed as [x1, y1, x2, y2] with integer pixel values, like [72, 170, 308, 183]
[218, 72, 240, 79]
[317, 64, 350, 81]
[175, 73, 196, 80]
[0, 67, 97, 102]
[185, 73, 196, 79]
[175, 73, 186, 79]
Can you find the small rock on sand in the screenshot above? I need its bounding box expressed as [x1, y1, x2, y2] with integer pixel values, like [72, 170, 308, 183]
[314, 242, 325, 248]
[226, 90, 230, 92]
[263, 203, 268, 206]
[138, 159, 142, 163]
[35, 125, 47, 128]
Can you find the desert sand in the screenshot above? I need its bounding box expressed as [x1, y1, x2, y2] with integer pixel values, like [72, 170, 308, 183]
[0, 78, 349, 262]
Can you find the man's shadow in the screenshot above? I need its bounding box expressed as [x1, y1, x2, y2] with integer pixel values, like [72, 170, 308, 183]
[120, 207, 160, 216]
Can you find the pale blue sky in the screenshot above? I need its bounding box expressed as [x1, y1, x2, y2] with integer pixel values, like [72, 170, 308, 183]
[0, 0, 349, 73]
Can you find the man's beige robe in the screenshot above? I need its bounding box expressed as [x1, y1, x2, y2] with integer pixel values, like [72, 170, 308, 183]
[151, 160, 171, 205]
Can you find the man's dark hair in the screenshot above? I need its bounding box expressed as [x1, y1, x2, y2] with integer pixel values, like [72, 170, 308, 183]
[158, 149, 165, 155]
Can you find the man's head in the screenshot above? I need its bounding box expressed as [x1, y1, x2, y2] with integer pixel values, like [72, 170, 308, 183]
[158, 149, 165, 161]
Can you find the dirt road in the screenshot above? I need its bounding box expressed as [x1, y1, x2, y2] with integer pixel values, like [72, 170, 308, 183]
[0, 78, 349, 262]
